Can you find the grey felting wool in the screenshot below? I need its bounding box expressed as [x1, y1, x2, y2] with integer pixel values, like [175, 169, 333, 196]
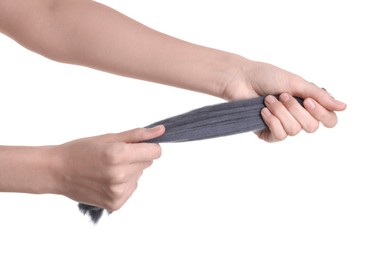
[78, 96, 303, 223]
[78, 204, 105, 223]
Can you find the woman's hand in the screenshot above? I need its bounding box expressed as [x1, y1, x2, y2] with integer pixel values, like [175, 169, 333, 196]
[222, 60, 347, 142]
[52, 125, 165, 211]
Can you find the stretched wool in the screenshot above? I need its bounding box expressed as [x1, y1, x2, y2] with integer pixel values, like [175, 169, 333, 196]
[78, 96, 303, 223]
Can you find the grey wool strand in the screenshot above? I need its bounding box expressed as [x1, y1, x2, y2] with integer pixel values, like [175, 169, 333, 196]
[78, 96, 303, 223]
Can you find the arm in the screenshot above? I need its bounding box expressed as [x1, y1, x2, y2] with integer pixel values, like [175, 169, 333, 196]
[0, 146, 57, 194]
[0, 126, 165, 211]
[0, 0, 234, 97]
[0, 0, 346, 142]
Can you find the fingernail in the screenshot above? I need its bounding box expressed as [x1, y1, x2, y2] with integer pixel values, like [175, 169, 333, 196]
[151, 125, 164, 131]
[279, 93, 290, 102]
[262, 107, 271, 116]
[305, 98, 316, 110]
[265, 95, 277, 104]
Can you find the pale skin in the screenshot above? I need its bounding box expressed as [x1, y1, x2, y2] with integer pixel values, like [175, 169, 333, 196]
[0, 0, 346, 211]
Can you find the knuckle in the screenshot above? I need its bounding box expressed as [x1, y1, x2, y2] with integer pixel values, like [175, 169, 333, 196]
[127, 185, 138, 200]
[318, 111, 338, 128]
[266, 115, 279, 129]
[106, 168, 126, 184]
[105, 184, 138, 211]
[286, 124, 301, 136]
[153, 144, 162, 159]
[266, 119, 287, 141]
[106, 185, 124, 200]
[132, 182, 138, 192]
[105, 200, 124, 212]
[130, 127, 141, 134]
[317, 109, 329, 119]
[289, 75, 307, 93]
[305, 121, 319, 133]
[132, 128, 145, 138]
[144, 160, 153, 169]
[273, 132, 287, 141]
[325, 116, 338, 128]
[133, 127, 153, 141]
[143, 143, 161, 159]
[102, 143, 126, 164]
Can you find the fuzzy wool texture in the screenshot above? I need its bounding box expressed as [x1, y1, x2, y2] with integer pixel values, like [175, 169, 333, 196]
[78, 96, 303, 223]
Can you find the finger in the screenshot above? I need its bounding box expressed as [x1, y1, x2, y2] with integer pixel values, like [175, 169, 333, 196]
[127, 161, 153, 174]
[279, 93, 319, 133]
[105, 181, 139, 212]
[106, 163, 149, 185]
[264, 95, 301, 136]
[113, 181, 140, 211]
[114, 125, 165, 143]
[293, 81, 347, 112]
[256, 128, 275, 143]
[101, 142, 161, 165]
[303, 98, 338, 128]
[126, 143, 162, 163]
[260, 107, 287, 142]
[115, 170, 145, 209]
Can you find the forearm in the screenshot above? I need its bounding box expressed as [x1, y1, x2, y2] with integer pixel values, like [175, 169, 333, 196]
[0, 146, 58, 194]
[0, 0, 245, 97]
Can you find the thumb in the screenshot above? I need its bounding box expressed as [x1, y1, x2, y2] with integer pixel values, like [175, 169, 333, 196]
[114, 125, 165, 143]
[295, 82, 347, 111]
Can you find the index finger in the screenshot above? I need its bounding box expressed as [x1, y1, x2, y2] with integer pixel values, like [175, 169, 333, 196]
[126, 143, 162, 164]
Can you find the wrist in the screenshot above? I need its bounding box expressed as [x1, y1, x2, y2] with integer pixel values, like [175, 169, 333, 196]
[216, 55, 254, 101]
[25, 145, 64, 195]
[43, 145, 66, 196]
[31, 145, 63, 195]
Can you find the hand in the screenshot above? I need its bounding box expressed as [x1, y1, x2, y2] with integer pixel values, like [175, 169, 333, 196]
[52, 125, 165, 211]
[222, 60, 347, 142]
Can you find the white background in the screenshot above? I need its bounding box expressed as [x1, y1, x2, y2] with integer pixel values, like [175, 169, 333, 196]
[1, 0, 389, 259]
